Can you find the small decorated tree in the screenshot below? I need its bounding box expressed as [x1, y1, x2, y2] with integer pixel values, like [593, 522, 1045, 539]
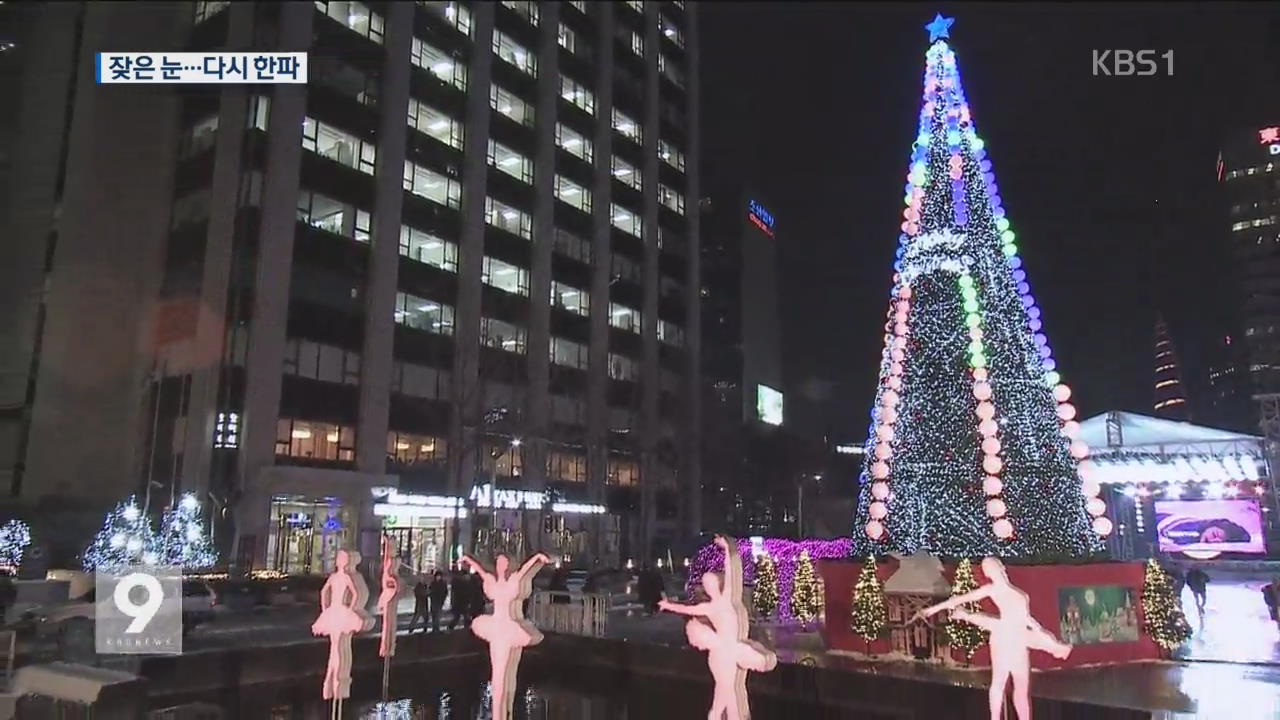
[0, 519, 32, 575]
[944, 558, 987, 661]
[752, 551, 779, 619]
[789, 550, 824, 624]
[159, 493, 218, 570]
[849, 556, 886, 651]
[1141, 558, 1191, 654]
[83, 496, 159, 572]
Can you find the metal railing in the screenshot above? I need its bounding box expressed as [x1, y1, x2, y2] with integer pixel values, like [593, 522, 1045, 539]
[528, 591, 608, 637]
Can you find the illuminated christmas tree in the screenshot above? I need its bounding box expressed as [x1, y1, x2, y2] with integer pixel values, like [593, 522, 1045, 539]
[788, 550, 823, 624]
[849, 556, 886, 646]
[0, 519, 31, 575]
[83, 496, 160, 572]
[752, 552, 779, 619]
[943, 558, 987, 659]
[1141, 558, 1191, 653]
[853, 15, 1109, 559]
[159, 493, 218, 570]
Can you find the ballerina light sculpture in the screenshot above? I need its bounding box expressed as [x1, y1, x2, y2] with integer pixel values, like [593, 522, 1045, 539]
[914, 557, 1072, 720]
[311, 548, 375, 719]
[459, 551, 551, 720]
[659, 535, 778, 720]
[376, 535, 402, 697]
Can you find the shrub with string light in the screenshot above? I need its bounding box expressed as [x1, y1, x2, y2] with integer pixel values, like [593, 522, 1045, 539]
[943, 558, 988, 660]
[83, 496, 160, 572]
[1141, 558, 1191, 653]
[853, 22, 1106, 559]
[159, 493, 218, 570]
[849, 556, 886, 645]
[0, 520, 31, 575]
[752, 551, 779, 619]
[789, 550, 824, 624]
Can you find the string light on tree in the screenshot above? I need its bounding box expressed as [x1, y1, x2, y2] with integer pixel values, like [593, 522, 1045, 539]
[943, 558, 988, 660]
[1141, 558, 1191, 653]
[788, 550, 824, 624]
[854, 17, 1105, 559]
[159, 493, 218, 569]
[849, 556, 886, 646]
[83, 496, 160, 572]
[0, 519, 32, 575]
[752, 551, 779, 619]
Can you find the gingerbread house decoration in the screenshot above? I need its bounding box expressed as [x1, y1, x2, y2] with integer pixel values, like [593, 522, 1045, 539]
[883, 553, 952, 663]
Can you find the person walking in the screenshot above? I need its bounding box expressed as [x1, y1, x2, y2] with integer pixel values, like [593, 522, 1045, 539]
[448, 568, 470, 630]
[410, 575, 430, 633]
[1262, 577, 1280, 630]
[428, 570, 448, 633]
[1185, 567, 1210, 619]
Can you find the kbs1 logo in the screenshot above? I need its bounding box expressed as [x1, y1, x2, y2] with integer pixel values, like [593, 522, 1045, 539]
[1091, 50, 1174, 77]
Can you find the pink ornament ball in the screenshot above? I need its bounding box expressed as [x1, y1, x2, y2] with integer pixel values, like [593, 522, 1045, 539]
[1053, 384, 1072, 403]
[1092, 517, 1114, 536]
[888, 375, 903, 391]
[875, 442, 893, 460]
[976, 401, 996, 420]
[883, 389, 900, 407]
[1069, 440, 1089, 459]
[982, 455, 1003, 475]
[893, 336, 907, 351]
[982, 476, 1003, 496]
[871, 461, 890, 480]
[891, 348, 906, 363]
[895, 322, 909, 337]
[969, 327, 984, 341]
[865, 520, 886, 540]
[898, 286, 913, 300]
[973, 382, 992, 401]
[1077, 460, 1094, 480]
[876, 424, 895, 442]
[895, 310, 909, 324]
[881, 406, 899, 425]
[1081, 479, 1101, 498]
[1056, 403, 1077, 421]
[869, 501, 888, 520]
[1062, 420, 1081, 439]
[992, 519, 1014, 540]
[890, 362, 904, 377]
[973, 368, 988, 382]
[986, 498, 1008, 518]
[981, 437, 1001, 455]
[871, 481, 890, 500]
[1086, 497, 1106, 517]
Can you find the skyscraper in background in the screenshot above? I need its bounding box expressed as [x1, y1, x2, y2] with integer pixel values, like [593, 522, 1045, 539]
[1153, 316, 1190, 420]
[0, 1, 701, 570]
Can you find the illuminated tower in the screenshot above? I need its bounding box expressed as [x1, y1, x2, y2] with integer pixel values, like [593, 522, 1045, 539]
[1153, 317, 1190, 420]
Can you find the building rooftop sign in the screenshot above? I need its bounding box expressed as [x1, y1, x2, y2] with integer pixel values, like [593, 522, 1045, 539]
[1261, 126, 1280, 155]
[747, 199, 775, 238]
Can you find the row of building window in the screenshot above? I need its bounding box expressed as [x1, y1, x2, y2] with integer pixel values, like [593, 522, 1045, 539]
[298, 190, 372, 241]
[418, 1, 472, 37]
[1232, 216, 1278, 232]
[316, 1, 384, 43]
[1225, 163, 1276, 181]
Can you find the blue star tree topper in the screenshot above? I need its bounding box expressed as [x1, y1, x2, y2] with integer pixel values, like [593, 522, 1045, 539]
[925, 13, 954, 43]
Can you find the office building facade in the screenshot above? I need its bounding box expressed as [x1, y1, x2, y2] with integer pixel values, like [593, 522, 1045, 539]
[1, 0, 701, 573]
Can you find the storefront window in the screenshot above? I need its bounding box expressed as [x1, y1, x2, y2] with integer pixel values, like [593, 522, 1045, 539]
[266, 497, 351, 575]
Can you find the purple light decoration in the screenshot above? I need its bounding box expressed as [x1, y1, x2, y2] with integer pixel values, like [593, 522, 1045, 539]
[686, 537, 853, 622]
[1043, 358, 1057, 371]
[1029, 318, 1042, 332]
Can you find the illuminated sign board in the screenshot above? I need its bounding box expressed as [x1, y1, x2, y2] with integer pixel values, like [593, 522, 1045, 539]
[756, 384, 784, 426]
[835, 444, 865, 455]
[747, 200, 775, 238]
[1261, 126, 1280, 156]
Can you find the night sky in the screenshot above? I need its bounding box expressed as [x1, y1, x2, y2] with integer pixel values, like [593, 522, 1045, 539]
[700, 2, 1280, 439]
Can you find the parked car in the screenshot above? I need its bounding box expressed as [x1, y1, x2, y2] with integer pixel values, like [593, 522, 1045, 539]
[24, 578, 220, 641]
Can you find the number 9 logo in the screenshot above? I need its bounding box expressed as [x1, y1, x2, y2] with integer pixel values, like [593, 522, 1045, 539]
[113, 572, 165, 633]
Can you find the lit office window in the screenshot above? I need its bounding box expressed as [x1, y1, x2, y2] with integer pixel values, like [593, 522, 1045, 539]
[551, 282, 590, 316]
[387, 431, 448, 464]
[658, 319, 685, 347]
[560, 74, 595, 115]
[658, 138, 686, 172]
[612, 156, 642, 191]
[547, 450, 587, 483]
[551, 337, 590, 370]
[403, 162, 462, 208]
[493, 30, 537, 76]
[554, 228, 592, 264]
[658, 183, 685, 215]
[407, 99, 463, 149]
[283, 338, 361, 385]
[399, 225, 458, 271]
[500, 0, 539, 25]
[612, 109, 642, 144]
[485, 197, 532, 239]
[481, 317, 528, 354]
[275, 418, 355, 462]
[179, 115, 218, 158]
[609, 303, 641, 334]
[488, 140, 534, 184]
[411, 38, 467, 90]
[490, 85, 535, 127]
[628, 29, 644, 57]
[567, 0, 587, 13]
[659, 15, 685, 48]
[195, 1, 230, 24]
[302, 117, 376, 174]
[482, 256, 530, 296]
[247, 95, 270, 131]
[556, 123, 593, 163]
[659, 53, 685, 88]
[611, 203, 642, 237]
[315, 1, 384, 44]
[554, 175, 592, 214]
[624, 1, 644, 14]
[297, 190, 372, 242]
[608, 353, 640, 381]
[417, 1, 472, 36]
[394, 292, 455, 335]
[608, 457, 640, 486]
[558, 22, 578, 54]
